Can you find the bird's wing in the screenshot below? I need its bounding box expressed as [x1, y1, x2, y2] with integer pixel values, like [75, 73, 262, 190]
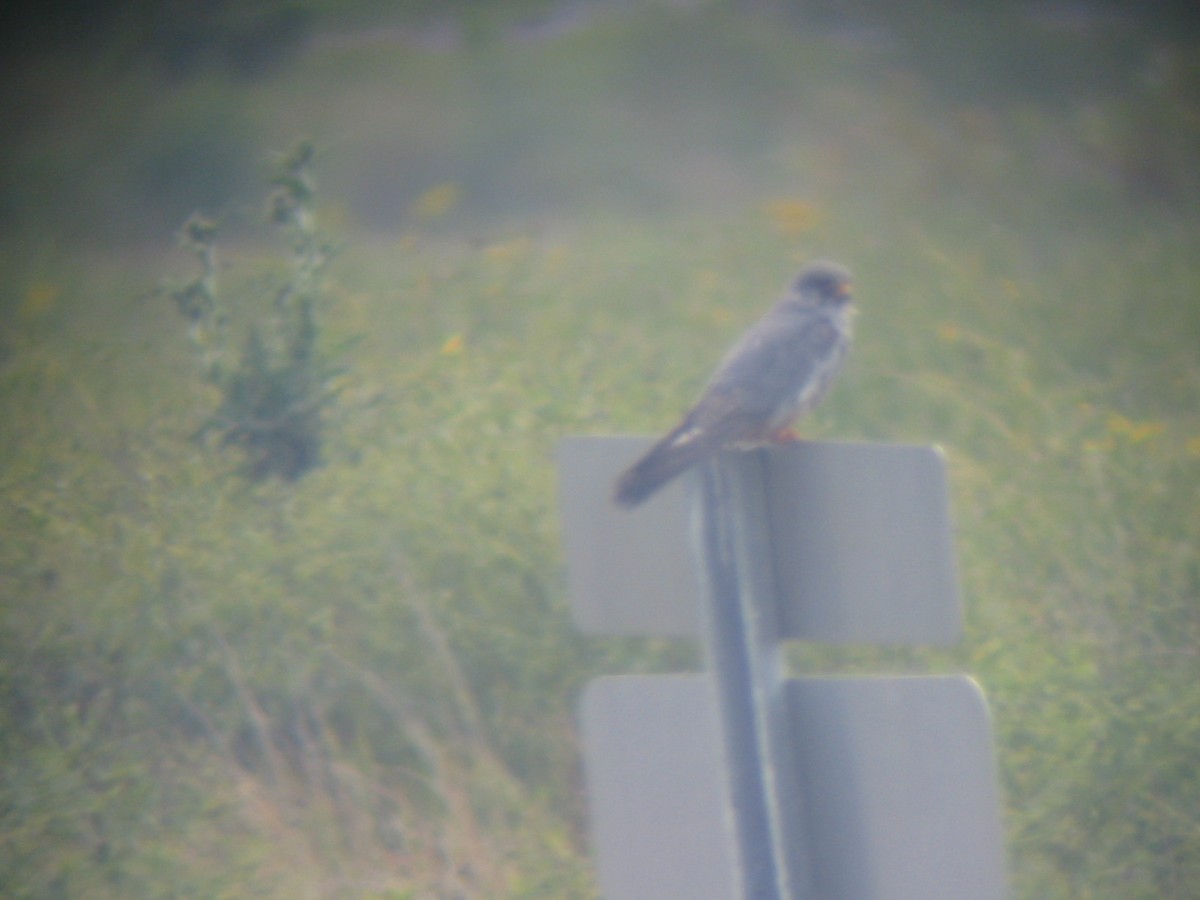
[612, 387, 765, 506]
[705, 307, 846, 421]
[669, 384, 767, 449]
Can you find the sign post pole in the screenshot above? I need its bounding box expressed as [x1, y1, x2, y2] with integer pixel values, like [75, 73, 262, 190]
[694, 453, 815, 899]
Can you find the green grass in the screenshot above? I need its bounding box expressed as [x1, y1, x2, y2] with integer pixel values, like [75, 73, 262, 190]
[3, 4, 1200, 897]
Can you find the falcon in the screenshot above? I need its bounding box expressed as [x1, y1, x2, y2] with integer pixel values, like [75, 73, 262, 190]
[613, 260, 854, 507]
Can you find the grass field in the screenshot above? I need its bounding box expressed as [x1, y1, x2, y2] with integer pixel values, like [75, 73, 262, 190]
[2, 3, 1200, 897]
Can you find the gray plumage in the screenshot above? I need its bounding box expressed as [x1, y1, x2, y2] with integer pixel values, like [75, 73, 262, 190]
[613, 260, 854, 508]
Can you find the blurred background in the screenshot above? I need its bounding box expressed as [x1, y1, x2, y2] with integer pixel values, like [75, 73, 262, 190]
[5, 0, 1200, 242]
[2, 1, 1199, 897]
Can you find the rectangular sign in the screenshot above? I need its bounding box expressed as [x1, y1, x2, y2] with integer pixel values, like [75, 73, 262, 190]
[557, 436, 700, 636]
[766, 441, 963, 645]
[579, 674, 1008, 900]
[788, 675, 1009, 899]
[557, 437, 962, 645]
[580, 675, 738, 900]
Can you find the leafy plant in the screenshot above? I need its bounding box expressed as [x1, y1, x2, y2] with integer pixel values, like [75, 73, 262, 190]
[165, 141, 342, 480]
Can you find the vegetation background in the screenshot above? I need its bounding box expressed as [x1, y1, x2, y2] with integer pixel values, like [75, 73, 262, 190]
[2, 0, 1199, 897]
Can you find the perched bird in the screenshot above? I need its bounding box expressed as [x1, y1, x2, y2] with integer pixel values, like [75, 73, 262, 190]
[613, 260, 854, 508]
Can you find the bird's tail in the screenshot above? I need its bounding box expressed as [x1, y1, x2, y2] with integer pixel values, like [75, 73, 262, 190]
[613, 425, 718, 508]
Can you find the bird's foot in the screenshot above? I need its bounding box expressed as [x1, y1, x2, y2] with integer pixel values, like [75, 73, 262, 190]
[769, 426, 803, 443]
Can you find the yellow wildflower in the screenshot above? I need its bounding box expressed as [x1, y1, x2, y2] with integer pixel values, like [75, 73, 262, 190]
[1106, 413, 1165, 443]
[762, 199, 825, 236]
[484, 237, 534, 263]
[937, 322, 961, 342]
[412, 182, 462, 220]
[1127, 421, 1165, 443]
[19, 283, 59, 321]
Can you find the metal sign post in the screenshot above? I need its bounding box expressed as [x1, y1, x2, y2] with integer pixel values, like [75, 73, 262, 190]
[558, 437, 1008, 900]
[694, 453, 815, 899]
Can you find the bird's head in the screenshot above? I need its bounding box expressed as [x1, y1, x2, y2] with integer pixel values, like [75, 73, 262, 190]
[791, 260, 854, 308]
